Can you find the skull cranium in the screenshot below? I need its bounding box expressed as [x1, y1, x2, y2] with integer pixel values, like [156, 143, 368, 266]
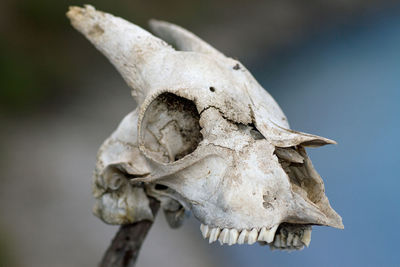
[67, 5, 343, 250]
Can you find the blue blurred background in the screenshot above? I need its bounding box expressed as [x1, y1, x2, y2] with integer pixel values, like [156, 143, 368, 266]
[226, 8, 400, 267]
[1, 1, 399, 266]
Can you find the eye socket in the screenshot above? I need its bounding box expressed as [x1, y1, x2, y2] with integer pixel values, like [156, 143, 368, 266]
[139, 92, 203, 163]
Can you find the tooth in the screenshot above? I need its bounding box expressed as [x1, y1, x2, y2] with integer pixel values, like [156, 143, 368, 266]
[258, 225, 278, 243]
[266, 225, 279, 243]
[287, 232, 294, 246]
[247, 228, 258, 244]
[209, 228, 221, 244]
[273, 234, 281, 247]
[218, 228, 229, 245]
[301, 229, 312, 247]
[237, 229, 248, 244]
[257, 227, 267, 242]
[228, 229, 239, 245]
[280, 233, 287, 247]
[292, 235, 301, 247]
[200, 224, 210, 239]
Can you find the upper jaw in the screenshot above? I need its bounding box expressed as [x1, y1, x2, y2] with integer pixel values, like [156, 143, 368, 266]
[199, 222, 312, 250]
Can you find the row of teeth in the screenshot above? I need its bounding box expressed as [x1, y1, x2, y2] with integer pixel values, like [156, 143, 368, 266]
[269, 228, 312, 250]
[200, 224, 312, 249]
[200, 224, 279, 245]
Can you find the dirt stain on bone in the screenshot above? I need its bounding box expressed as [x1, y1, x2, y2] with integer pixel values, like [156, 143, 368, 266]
[89, 24, 104, 37]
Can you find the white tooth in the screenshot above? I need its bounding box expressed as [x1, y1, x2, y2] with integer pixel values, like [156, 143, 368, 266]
[273, 234, 281, 247]
[292, 235, 301, 247]
[257, 225, 278, 243]
[228, 229, 239, 246]
[237, 229, 248, 244]
[218, 228, 229, 245]
[257, 227, 267, 242]
[247, 228, 258, 244]
[209, 228, 221, 244]
[287, 232, 294, 246]
[301, 229, 312, 247]
[200, 224, 210, 239]
[280, 233, 286, 247]
[266, 225, 279, 243]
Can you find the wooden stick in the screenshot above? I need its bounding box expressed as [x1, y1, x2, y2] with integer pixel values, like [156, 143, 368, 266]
[99, 198, 160, 267]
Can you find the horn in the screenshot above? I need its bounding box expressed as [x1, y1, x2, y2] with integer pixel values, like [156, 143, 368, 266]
[149, 19, 226, 59]
[66, 5, 174, 104]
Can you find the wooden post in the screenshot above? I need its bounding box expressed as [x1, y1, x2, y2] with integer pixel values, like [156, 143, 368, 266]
[99, 198, 160, 267]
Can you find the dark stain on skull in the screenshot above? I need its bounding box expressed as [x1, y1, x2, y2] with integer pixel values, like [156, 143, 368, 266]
[88, 24, 104, 37]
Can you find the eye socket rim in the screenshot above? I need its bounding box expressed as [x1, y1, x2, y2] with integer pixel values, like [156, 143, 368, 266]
[137, 91, 203, 164]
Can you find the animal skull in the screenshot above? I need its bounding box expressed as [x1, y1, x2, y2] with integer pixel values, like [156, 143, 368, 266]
[67, 5, 343, 250]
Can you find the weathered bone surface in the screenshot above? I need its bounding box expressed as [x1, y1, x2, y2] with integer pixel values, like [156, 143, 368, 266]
[67, 5, 343, 250]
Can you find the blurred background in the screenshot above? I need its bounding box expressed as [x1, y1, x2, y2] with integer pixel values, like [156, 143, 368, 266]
[1, 0, 400, 266]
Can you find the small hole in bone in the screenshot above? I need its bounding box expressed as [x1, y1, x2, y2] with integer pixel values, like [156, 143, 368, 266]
[155, 184, 168, 190]
[103, 166, 127, 190]
[110, 173, 123, 190]
[209, 87, 215, 92]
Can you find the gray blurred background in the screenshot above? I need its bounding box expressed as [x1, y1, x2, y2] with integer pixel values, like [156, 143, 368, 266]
[1, 0, 400, 266]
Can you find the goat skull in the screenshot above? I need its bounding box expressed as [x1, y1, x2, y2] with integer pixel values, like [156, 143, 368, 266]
[67, 5, 343, 250]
